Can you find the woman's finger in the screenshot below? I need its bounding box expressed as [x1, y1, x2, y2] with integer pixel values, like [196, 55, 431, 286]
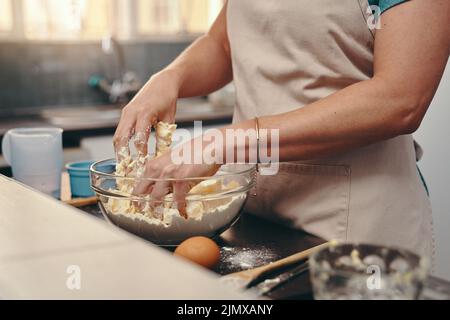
[173, 180, 190, 219]
[132, 160, 160, 195]
[133, 179, 154, 196]
[161, 102, 176, 124]
[134, 109, 159, 156]
[134, 120, 152, 156]
[113, 109, 136, 156]
[150, 163, 176, 199]
[133, 176, 154, 196]
[152, 183, 171, 200]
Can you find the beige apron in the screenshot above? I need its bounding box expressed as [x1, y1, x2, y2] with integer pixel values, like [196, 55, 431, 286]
[227, 0, 434, 259]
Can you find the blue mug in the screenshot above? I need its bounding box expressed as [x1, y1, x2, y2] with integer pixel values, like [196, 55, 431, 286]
[66, 161, 96, 198]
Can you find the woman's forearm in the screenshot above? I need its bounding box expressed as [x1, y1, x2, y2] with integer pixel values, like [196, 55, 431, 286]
[215, 0, 449, 164]
[254, 77, 418, 162]
[215, 77, 416, 164]
[159, 3, 232, 98]
[165, 34, 233, 98]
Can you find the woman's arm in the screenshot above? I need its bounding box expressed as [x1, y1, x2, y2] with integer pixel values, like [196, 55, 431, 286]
[221, 0, 450, 162]
[137, 0, 449, 199]
[113, 1, 231, 154]
[165, 1, 232, 98]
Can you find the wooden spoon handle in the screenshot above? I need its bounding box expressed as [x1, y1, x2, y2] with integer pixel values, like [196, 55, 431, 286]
[257, 242, 331, 274]
[64, 196, 98, 207]
[60, 172, 72, 202]
[242, 242, 332, 282]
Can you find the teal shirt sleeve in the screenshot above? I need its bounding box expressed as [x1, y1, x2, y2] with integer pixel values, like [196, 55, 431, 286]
[368, 0, 409, 13]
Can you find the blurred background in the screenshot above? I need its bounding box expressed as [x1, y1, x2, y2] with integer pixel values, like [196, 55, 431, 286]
[0, 0, 225, 111]
[0, 0, 233, 167]
[0, 0, 449, 281]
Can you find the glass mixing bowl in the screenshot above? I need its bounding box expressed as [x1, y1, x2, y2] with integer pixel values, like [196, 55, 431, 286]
[90, 159, 256, 246]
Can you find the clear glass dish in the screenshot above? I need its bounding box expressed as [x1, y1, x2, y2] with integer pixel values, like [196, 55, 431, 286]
[309, 243, 429, 300]
[90, 159, 256, 246]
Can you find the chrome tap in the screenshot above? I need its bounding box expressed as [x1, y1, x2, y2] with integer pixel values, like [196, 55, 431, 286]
[89, 36, 141, 104]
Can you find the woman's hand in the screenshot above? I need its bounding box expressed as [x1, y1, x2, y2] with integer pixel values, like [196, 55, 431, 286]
[113, 70, 180, 157]
[113, 1, 232, 159]
[133, 151, 220, 197]
[133, 142, 221, 216]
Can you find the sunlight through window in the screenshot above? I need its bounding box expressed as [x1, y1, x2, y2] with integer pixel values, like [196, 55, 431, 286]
[0, 0, 13, 33]
[137, 0, 223, 35]
[1, 0, 224, 40]
[23, 0, 111, 40]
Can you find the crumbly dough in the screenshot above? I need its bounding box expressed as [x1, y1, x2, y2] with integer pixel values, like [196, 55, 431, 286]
[155, 122, 177, 157]
[107, 122, 243, 228]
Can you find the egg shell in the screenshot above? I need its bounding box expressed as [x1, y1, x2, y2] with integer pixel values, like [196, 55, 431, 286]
[174, 237, 221, 269]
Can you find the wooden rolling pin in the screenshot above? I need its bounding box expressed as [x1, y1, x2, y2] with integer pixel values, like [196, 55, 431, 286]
[221, 241, 333, 289]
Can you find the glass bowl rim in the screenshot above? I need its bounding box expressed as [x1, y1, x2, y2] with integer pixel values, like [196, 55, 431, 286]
[90, 158, 257, 183]
[309, 242, 429, 279]
[92, 184, 253, 202]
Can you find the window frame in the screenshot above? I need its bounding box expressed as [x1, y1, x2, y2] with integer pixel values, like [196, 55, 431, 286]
[0, 0, 207, 42]
[0, 0, 24, 39]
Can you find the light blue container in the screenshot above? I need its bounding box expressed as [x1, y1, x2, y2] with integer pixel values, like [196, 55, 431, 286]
[66, 161, 95, 198]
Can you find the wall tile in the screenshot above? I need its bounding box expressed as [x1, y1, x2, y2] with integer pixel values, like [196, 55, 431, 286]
[0, 41, 190, 117]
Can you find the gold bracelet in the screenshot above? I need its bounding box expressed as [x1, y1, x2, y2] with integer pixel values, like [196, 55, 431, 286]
[255, 117, 260, 173]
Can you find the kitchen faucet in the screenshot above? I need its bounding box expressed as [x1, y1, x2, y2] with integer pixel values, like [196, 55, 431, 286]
[89, 36, 142, 104]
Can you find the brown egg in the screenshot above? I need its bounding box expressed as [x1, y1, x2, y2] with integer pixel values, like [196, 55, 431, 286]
[174, 237, 221, 269]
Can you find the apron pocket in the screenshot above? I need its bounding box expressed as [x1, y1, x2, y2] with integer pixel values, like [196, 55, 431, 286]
[246, 163, 351, 242]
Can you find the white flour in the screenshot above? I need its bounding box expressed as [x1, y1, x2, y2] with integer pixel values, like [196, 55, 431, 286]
[219, 247, 279, 273]
[105, 193, 246, 245]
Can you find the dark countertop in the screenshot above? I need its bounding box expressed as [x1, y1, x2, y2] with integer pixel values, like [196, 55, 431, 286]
[80, 204, 450, 300]
[218, 213, 323, 300]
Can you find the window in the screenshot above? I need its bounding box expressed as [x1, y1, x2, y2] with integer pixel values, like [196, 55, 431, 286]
[137, 0, 181, 35]
[179, 0, 219, 34]
[23, 0, 112, 40]
[0, 0, 13, 33]
[137, 0, 223, 35]
[0, 0, 224, 40]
